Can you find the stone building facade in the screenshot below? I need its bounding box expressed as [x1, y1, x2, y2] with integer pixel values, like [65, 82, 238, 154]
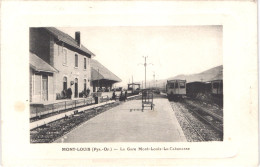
[30, 27, 95, 102]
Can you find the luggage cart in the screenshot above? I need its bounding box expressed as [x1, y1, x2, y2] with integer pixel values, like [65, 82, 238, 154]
[142, 89, 154, 111]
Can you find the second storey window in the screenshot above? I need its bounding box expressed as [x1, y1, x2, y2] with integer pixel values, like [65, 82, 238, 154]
[75, 54, 78, 68]
[63, 49, 67, 65]
[84, 58, 87, 70]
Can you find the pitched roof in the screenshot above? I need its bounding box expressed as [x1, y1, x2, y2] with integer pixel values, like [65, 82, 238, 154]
[30, 52, 58, 73]
[91, 59, 122, 82]
[44, 27, 95, 57]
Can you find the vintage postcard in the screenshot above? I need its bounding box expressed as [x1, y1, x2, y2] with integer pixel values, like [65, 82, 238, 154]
[1, 0, 258, 166]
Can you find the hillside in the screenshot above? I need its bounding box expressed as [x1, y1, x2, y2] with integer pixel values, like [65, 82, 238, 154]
[146, 65, 223, 88]
[169, 65, 223, 83]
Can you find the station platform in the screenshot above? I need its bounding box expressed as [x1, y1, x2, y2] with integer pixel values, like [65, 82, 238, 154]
[54, 98, 187, 142]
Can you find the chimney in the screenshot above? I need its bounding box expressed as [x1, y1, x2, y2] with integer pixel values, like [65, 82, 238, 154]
[75, 31, 81, 46]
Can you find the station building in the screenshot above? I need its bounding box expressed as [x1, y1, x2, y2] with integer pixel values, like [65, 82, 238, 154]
[30, 27, 95, 102]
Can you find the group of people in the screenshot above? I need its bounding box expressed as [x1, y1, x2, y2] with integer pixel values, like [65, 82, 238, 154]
[61, 88, 90, 99]
[62, 88, 72, 99]
[112, 90, 128, 101]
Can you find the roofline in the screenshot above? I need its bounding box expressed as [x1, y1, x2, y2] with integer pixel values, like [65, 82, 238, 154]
[30, 52, 59, 73]
[167, 79, 186, 82]
[30, 65, 58, 73]
[92, 79, 121, 83]
[91, 61, 122, 82]
[128, 83, 141, 85]
[186, 81, 205, 84]
[210, 79, 223, 82]
[43, 28, 96, 57]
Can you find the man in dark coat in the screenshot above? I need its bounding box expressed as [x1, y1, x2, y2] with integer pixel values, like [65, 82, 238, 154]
[119, 90, 123, 101]
[112, 91, 116, 100]
[67, 88, 72, 99]
[124, 90, 127, 101]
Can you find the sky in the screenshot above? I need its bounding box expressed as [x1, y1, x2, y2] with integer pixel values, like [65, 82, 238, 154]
[58, 26, 222, 87]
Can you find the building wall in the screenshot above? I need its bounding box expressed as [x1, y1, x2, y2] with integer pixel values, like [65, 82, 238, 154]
[30, 68, 55, 102]
[53, 43, 92, 98]
[30, 28, 93, 101]
[30, 28, 51, 64]
[30, 68, 33, 102]
[48, 75, 55, 101]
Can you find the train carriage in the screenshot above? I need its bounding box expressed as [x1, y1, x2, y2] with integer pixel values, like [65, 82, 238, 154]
[166, 79, 186, 100]
[211, 80, 223, 95]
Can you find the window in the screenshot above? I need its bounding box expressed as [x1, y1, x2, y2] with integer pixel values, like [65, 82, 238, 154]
[75, 54, 78, 68]
[63, 49, 67, 65]
[220, 81, 223, 89]
[175, 82, 179, 88]
[168, 83, 175, 89]
[84, 58, 87, 70]
[213, 82, 219, 89]
[63, 77, 67, 90]
[84, 79, 87, 91]
[179, 82, 185, 88]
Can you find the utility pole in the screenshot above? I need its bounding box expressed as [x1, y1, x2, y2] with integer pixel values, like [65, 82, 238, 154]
[153, 72, 155, 88]
[97, 68, 100, 91]
[139, 56, 152, 89]
[144, 56, 147, 89]
[132, 75, 134, 94]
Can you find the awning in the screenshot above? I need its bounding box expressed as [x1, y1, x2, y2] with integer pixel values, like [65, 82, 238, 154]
[91, 59, 121, 82]
[30, 52, 58, 73]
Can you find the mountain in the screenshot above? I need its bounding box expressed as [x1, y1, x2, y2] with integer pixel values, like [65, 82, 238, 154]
[169, 65, 223, 83]
[145, 65, 223, 88]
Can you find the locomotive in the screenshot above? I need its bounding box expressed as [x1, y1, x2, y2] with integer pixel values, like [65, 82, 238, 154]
[166, 80, 186, 100]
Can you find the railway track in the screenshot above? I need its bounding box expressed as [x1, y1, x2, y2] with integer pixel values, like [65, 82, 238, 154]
[182, 99, 223, 133]
[175, 105, 205, 141]
[170, 100, 223, 141]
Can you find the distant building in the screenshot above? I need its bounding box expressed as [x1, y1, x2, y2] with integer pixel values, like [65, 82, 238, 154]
[30, 27, 95, 102]
[127, 83, 141, 94]
[91, 59, 121, 92]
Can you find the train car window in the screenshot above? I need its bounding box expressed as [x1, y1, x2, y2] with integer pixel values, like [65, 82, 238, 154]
[175, 83, 179, 88]
[220, 82, 223, 88]
[213, 82, 219, 89]
[180, 82, 185, 88]
[169, 83, 175, 89]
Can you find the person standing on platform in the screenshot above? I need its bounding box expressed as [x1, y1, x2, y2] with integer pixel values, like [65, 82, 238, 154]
[119, 90, 123, 101]
[67, 88, 72, 99]
[124, 90, 127, 101]
[112, 91, 116, 100]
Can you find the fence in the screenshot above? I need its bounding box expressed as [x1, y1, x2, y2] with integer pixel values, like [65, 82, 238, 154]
[100, 95, 110, 103]
[30, 98, 94, 118]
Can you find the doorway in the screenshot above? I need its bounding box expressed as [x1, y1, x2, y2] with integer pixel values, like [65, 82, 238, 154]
[74, 78, 78, 98]
[42, 75, 48, 101]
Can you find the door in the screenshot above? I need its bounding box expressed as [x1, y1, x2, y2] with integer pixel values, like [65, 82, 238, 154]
[175, 82, 179, 94]
[74, 78, 78, 98]
[42, 75, 48, 101]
